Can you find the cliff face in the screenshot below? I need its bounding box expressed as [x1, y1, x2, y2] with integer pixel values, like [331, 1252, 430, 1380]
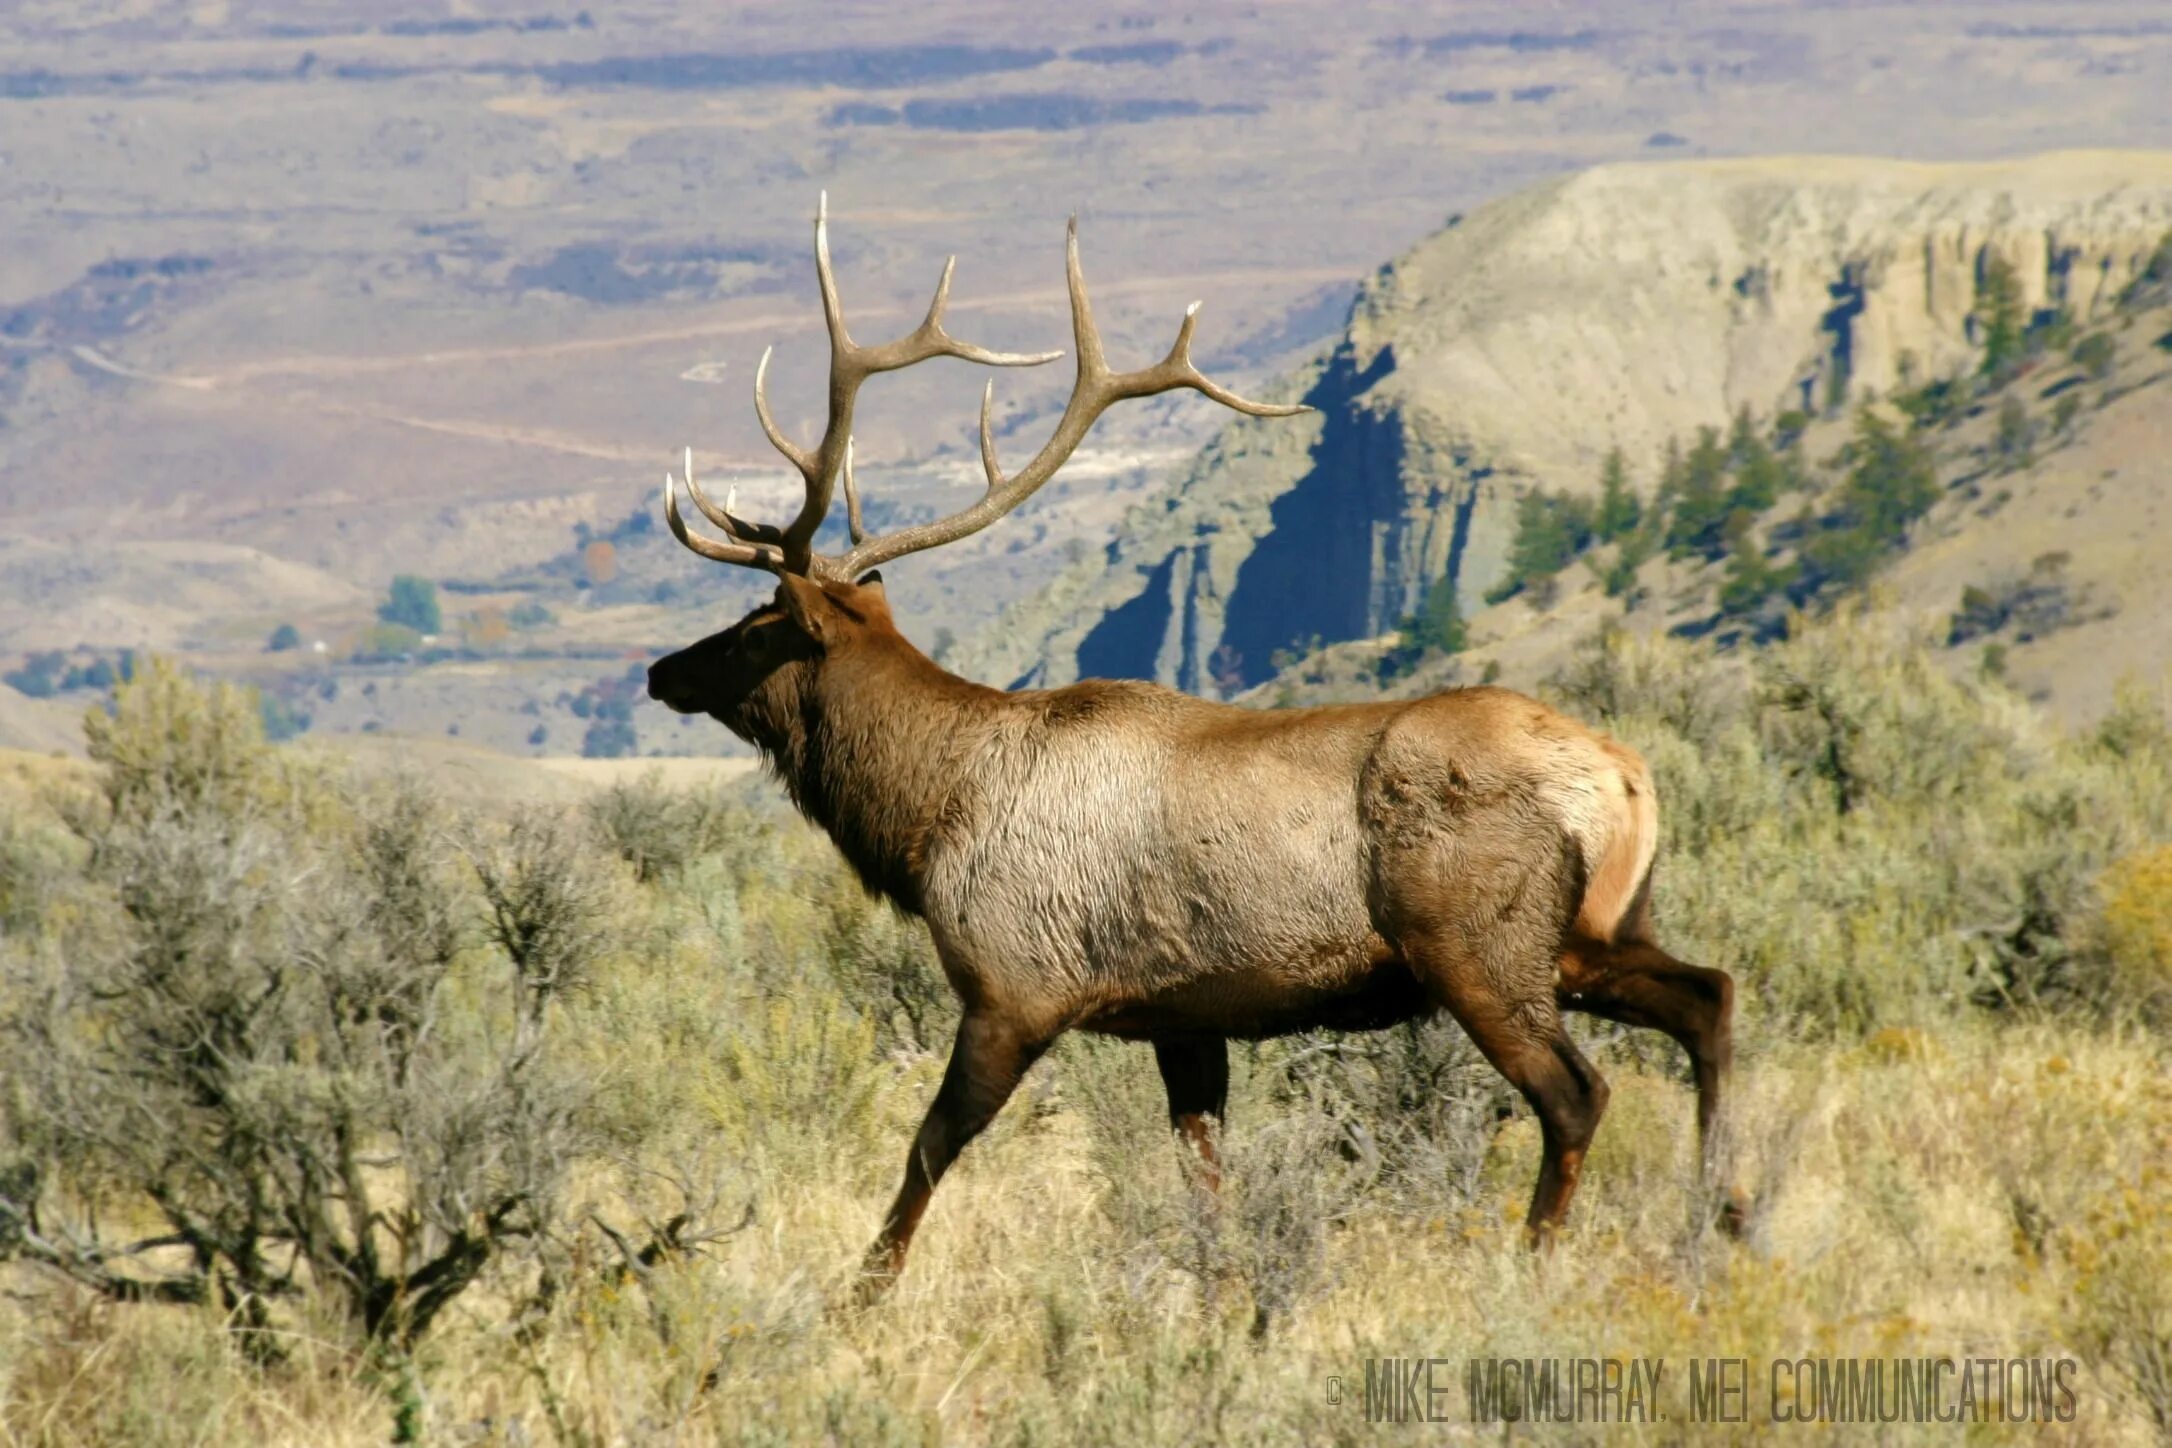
[963, 151, 2172, 694]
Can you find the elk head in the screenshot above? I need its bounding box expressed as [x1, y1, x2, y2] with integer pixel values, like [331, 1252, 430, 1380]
[646, 193, 1306, 748]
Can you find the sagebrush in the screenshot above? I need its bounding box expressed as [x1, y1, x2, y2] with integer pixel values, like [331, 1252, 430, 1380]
[1, 624, 2167, 1444]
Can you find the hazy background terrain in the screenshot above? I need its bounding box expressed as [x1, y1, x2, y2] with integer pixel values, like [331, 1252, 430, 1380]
[5, 0, 2170, 758]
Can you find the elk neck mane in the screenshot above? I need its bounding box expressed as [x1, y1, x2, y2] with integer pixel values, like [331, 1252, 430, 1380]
[763, 625, 1008, 912]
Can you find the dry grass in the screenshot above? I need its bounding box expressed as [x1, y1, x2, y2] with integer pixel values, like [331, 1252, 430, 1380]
[2, 1021, 2166, 1444]
[3, 629, 2169, 1444]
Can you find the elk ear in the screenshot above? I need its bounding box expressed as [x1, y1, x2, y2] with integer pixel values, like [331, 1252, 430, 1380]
[775, 574, 832, 644]
[850, 570, 894, 623]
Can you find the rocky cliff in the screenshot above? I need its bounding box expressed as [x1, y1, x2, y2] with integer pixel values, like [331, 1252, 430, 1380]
[962, 151, 2172, 693]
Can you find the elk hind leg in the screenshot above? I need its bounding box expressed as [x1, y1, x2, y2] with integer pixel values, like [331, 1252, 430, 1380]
[1372, 792, 1606, 1242]
[1400, 931, 1609, 1244]
[1558, 935, 1744, 1233]
[1152, 1036, 1228, 1191]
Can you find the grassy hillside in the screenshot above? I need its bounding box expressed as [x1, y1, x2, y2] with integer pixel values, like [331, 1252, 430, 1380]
[1, 622, 2168, 1444]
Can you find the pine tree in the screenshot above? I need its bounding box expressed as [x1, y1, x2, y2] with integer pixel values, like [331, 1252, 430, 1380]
[1407, 578, 1467, 655]
[1602, 523, 1656, 602]
[1488, 489, 1595, 603]
[1974, 257, 2027, 381]
[1797, 409, 1940, 592]
[1844, 409, 1939, 544]
[1595, 448, 1640, 542]
[1665, 426, 1731, 560]
[1726, 405, 1760, 466]
[1717, 529, 1782, 616]
[1728, 424, 1783, 514]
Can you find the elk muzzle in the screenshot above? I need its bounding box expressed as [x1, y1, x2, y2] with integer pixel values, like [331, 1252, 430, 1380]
[645, 650, 703, 713]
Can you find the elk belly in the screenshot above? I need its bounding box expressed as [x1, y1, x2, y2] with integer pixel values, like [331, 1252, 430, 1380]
[1076, 785, 1397, 1038]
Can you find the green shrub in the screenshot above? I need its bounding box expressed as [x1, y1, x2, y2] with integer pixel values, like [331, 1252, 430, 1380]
[703, 989, 886, 1167]
[0, 812, 78, 938]
[2, 652, 63, 699]
[1546, 613, 2172, 1032]
[1068, 1037, 1363, 1338]
[586, 772, 744, 883]
[2099, 844, 2172, 1023]
[82, 656, 303, 825]
[2, 667, 609, 1379]
[2059, 1165, 2172, 1434]
[1995, 394, 2035, 466]
[2072, 332, 2116, 381]
[378, 575, 441, 635]
[352, 622, 423, 661]
[1268, 1017, 1513, 1214]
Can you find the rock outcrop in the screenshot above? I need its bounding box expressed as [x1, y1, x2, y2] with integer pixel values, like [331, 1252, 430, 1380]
[962, 151, 2172, 693]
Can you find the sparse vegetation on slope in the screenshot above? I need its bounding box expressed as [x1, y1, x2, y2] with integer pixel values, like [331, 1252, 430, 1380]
[973, 157, 2172, 697]
[1405, 244, 2172, 674]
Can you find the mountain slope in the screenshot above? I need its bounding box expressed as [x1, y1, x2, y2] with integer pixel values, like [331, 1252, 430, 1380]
[963, 151, 2172, 695]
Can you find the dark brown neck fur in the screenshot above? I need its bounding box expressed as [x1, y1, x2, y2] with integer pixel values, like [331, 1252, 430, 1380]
[752, 629, 1005, 912]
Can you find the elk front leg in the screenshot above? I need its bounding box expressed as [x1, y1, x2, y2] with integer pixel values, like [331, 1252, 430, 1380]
[1153, 1036, 1228, 1190]
[858, 1012, 1044, 1304]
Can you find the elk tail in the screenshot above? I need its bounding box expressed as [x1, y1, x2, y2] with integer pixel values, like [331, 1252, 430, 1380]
[1572, 747, 1661, 946]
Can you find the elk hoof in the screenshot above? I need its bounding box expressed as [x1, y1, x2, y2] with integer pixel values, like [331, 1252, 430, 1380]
[850, 1248, 903, 1309]
[1716, 1188, 1750, 1239]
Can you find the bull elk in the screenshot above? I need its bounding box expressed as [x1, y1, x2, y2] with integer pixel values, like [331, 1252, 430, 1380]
[646, 196, 1740, 1300]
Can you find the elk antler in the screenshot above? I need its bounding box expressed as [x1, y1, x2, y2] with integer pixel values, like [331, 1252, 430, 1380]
[664, 196, 1309, 581]
[663, 448, 785, 570]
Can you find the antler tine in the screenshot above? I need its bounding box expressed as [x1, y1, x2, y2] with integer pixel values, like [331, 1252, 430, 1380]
[813, 189, 849, 353]
[680, 446, 787, 545]
[895, 252, 1066, 373]
[663, 468, 782, 571]
[831, 218, 1309, 578]
[926, 255, 955, 331]
[769, 192, 1062, 575]
[752, 348, 817, 482]
[1131, 298, 1311, 417]
[976, 379, 1003, 494]
[1063, 216, 1109, 381]
[664, 201, 1301, 581]
[840, 436, 867, 545]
